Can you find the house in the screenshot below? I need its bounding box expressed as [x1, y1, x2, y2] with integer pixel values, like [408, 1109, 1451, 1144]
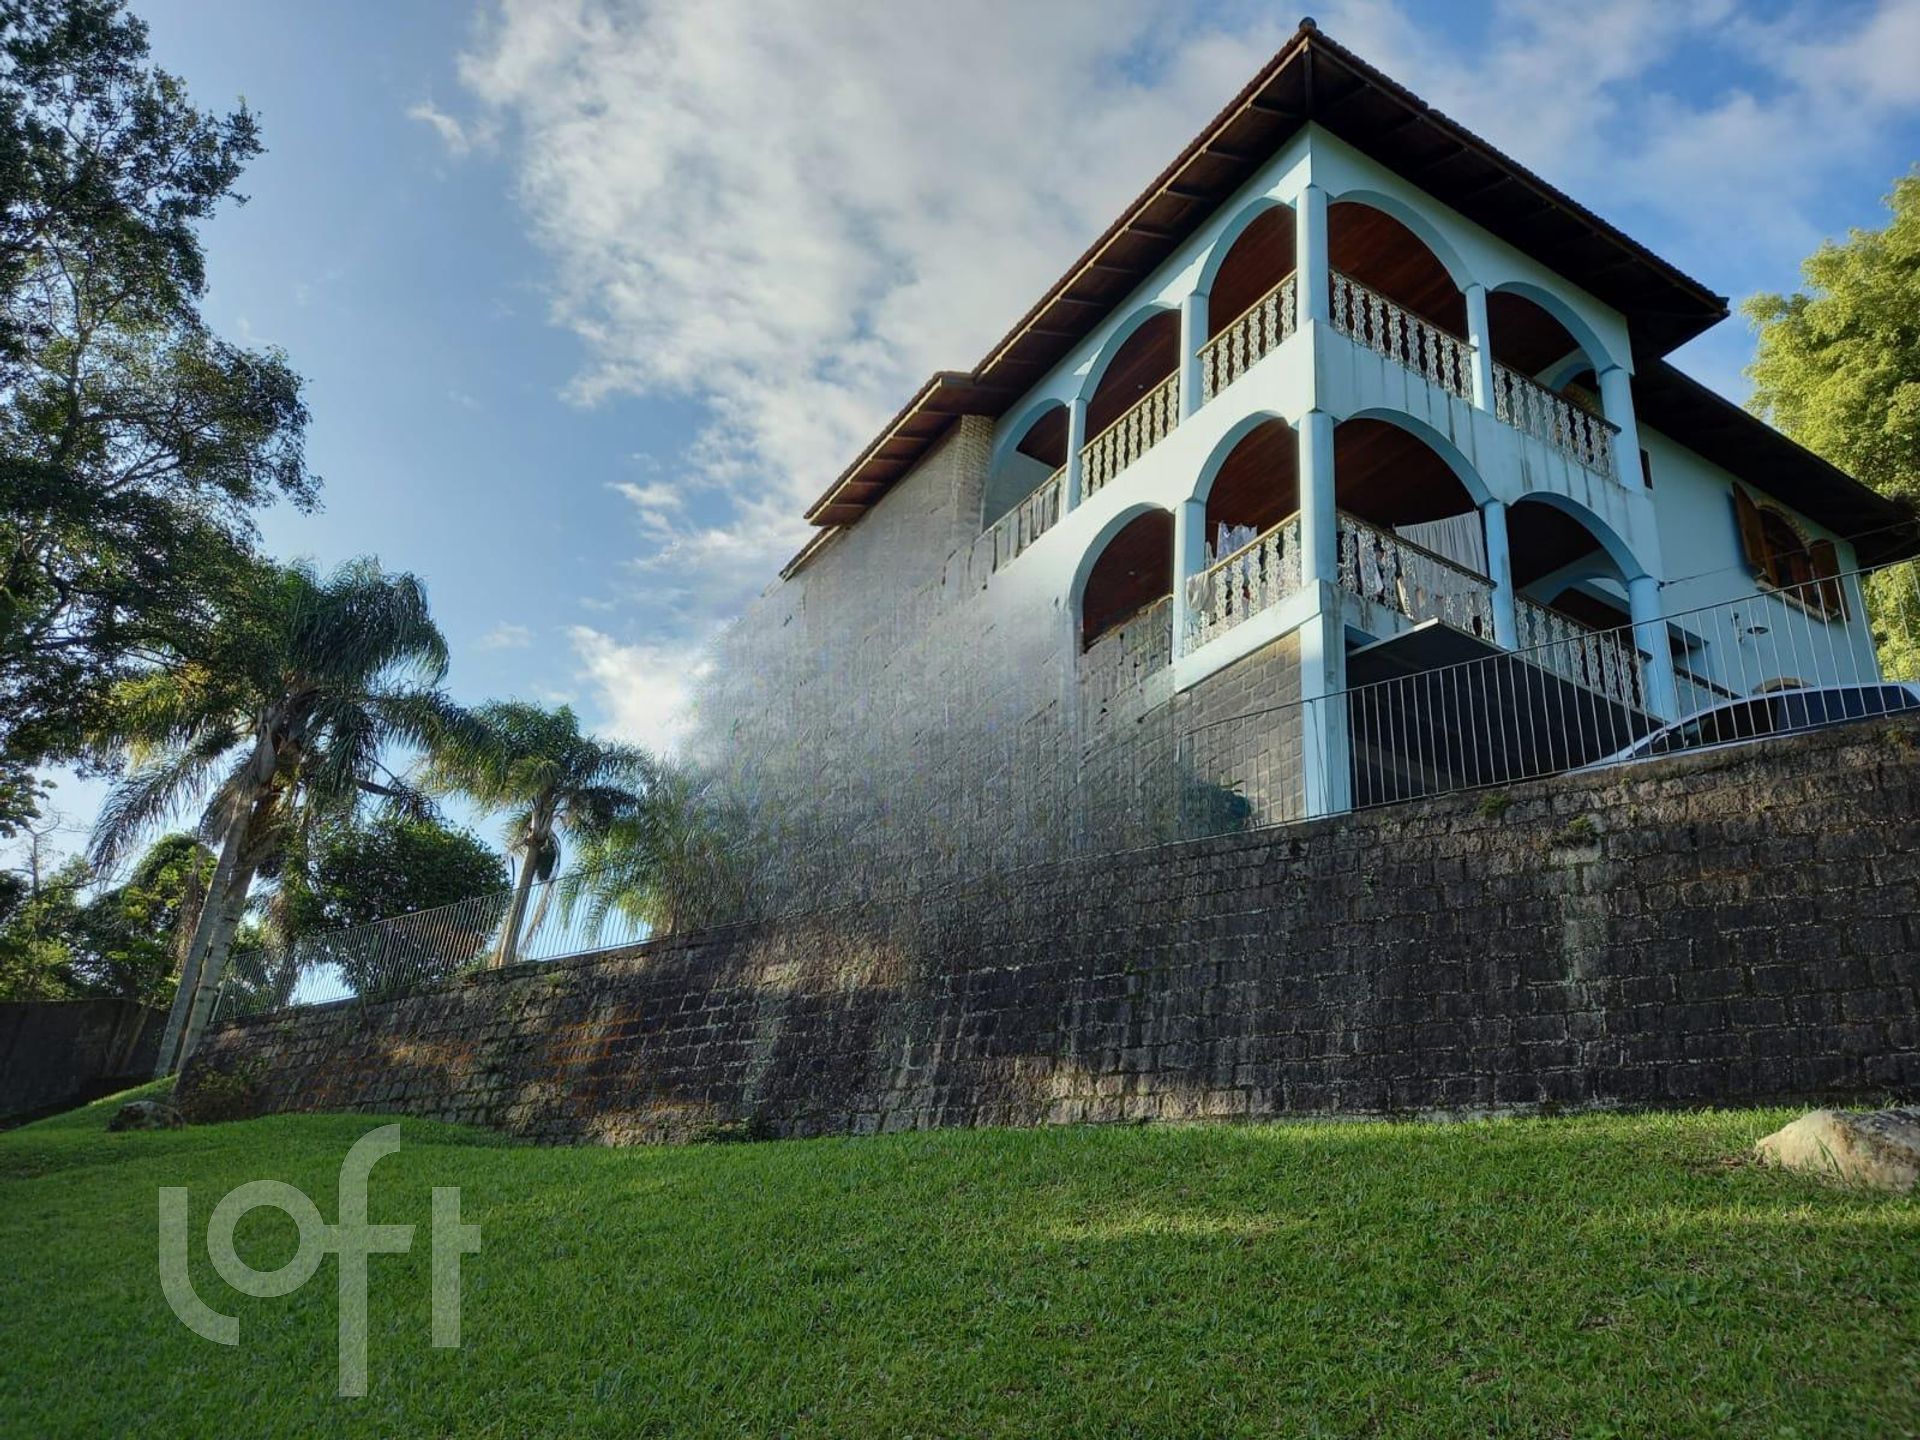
[694, 20, 1914, 894]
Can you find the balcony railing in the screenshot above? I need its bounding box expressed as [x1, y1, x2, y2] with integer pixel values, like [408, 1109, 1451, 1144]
[1330, 271, 1475, 401]
[1198, 272, 1298, 404]
[1183, 511, 1303, 653]
[987, 465, 1065, 572]
[1081, 370, 1180, 498]
[1337, 512, 1496, 640]
[1515, 597, 1644, 711]
[1493, 364, 1618, 477]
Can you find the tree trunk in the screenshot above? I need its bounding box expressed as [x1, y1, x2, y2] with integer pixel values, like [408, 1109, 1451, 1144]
[520, 879, 557, 956]
[492, 844, 541, 968]
[151, 802, 255, 1077]
[172, 858, 259, 1069]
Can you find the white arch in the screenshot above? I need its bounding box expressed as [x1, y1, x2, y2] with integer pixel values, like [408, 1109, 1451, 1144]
[1489, 279, 1621, 375]
[1189, 410, 1294, 507]
[1328, 187, 1474, 291]
[1508, 490, 1647, 581]
[1336, 407, 1494, 509]
[1194, 195, 1294, 298]
[989, 394, 1070, 475]
[1067, 500, 1175, 615]
[1078, 302, 1179, 405]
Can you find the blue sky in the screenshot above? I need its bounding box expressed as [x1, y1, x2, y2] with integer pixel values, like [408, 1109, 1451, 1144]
[26, 0, 1920, 854]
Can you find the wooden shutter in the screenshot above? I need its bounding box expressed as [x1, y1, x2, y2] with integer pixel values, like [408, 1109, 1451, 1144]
[1808, 538, 1848, 621]
[1731, 486, 1770, 581]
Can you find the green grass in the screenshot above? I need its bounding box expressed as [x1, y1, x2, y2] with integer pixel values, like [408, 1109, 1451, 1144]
[2, 1093, 1916, 1438]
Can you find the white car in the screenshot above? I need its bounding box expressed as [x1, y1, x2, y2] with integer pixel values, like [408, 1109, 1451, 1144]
[1589, 682, 1920, 768]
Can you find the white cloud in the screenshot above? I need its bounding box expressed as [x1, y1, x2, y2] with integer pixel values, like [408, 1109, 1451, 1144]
[479, 622, 534, 649]
[608, 478, 684, 540]
[407, 99, 488, 157]
[458, 0, 1920, 717]
[567, 626, 710, 756]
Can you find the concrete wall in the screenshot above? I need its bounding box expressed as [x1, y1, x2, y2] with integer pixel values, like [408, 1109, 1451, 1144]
[180, 719, 1920, 1143]
[0, 1000, 163, 1121]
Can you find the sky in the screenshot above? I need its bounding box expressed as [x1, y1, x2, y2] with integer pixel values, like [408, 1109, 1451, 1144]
[25, 0, 1920, 853]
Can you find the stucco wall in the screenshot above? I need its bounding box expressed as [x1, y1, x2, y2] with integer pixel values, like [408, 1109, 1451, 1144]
[181, 719, 1920, 1142]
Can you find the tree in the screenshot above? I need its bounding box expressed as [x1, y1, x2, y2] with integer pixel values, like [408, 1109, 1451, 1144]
[270, 814, 505, 999]
[1, 0, 315, 770]
[1745, 171, 1920, 675]
[280, 813, 505, 936]
[67, 830, 209, 1005]
[89, 556, 452, 1075]
[425, 702, 651, 967]
[0, 809, 82, 999]
[558, 762, 747, 939]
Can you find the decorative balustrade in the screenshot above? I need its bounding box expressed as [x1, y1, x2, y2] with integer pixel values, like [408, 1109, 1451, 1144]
[1493, 364, 1618, 477]
[1198, 272, 1298, 404]
[1515, 596, 1644, 711]
[987, 466, 1065, 572]
[1329, 271, 1475, 401]
[1080, 370, 1180, 498]
[1336, 512, 1496, 640]
[1183, 512, 1303, 653]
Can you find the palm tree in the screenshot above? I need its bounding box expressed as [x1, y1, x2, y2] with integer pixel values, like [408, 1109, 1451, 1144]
[90, 557, 452, 1075]
[423, 702, 652, 967]
[558, 762, 749, 940]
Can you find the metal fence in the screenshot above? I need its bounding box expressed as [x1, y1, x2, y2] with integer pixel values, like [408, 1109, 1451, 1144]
[215, 872, 654, 1022]
[214, 556, 1920, 1023]
[1179, 557, 1916, 830]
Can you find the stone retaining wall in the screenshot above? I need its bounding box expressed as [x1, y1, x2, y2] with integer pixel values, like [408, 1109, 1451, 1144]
[180, 721, 1920, 1142]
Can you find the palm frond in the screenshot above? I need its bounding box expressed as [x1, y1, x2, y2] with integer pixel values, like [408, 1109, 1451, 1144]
[90, 729, 247, 868]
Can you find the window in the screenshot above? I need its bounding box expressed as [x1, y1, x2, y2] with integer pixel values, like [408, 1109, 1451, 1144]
[1731, 487, 1848, 621]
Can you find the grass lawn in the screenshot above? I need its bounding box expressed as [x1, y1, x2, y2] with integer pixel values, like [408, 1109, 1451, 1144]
[1, 1092, 1916, 1438]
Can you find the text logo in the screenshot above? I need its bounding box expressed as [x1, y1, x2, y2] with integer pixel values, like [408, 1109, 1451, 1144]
[158, 1124, 480, 1396]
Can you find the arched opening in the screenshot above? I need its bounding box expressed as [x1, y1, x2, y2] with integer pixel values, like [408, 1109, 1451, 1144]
[1085, 311, 1180, 438]
[1486, 290, 1594, 390]
[1484, 289, 1621, 472]
[1335, 418, 1486, 577]
[1328, 201, 1466, 337]
[1509, 496, 1632, 611]
[983, 402, 1069, 528]
[1204, 418, 1298, 561]
[1080, 509, 1173, 650]
[1207, 206, 1297, 341]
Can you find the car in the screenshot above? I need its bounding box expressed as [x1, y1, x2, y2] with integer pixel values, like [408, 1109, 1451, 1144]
[1587, 682, 1920, 769]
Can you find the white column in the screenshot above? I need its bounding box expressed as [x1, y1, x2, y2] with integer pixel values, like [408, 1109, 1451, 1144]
[1064, 393, 1088, 510]
[1481, 496, 1517, 649]
[1296, 406, 1349, 815]
[1628, 573, 1679, 721]
[1464, 281, 1495, 411]
[1298, 408, 1337, 586]
[1301, 601, 1350, 818]
[1296, 182, 1330, 327]
[1179, 289, 1206, 420]
[1597, 364, 1643, 490]
[1171, 497, 1206, 655]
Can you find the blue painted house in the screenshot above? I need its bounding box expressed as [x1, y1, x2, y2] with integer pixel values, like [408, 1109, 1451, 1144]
[704, 20, 1913, 882]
